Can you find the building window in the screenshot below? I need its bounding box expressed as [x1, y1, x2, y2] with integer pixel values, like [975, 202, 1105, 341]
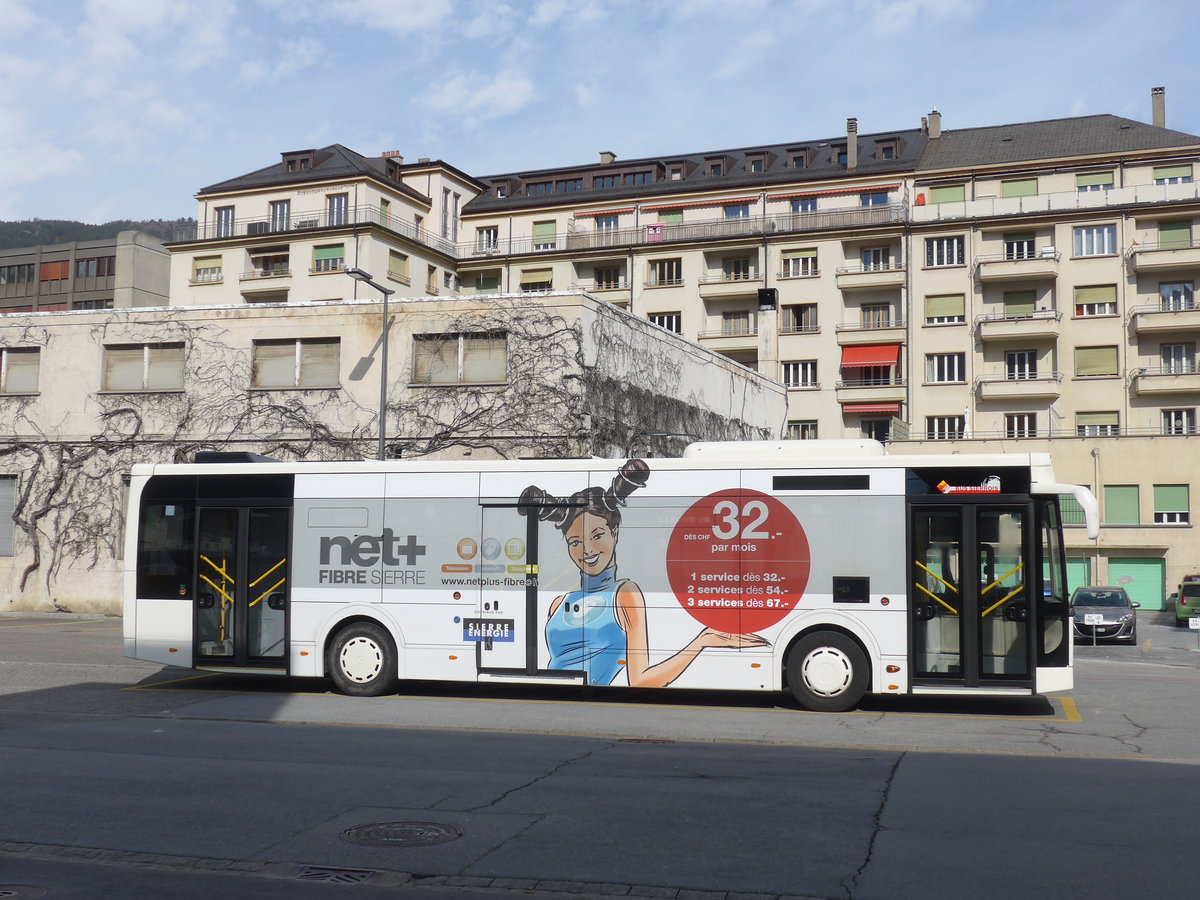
[624, 172, 651, 187]
[780, 304, 817, 333]
[1160, 281, 1195, 310]
[791, 198, 817, 214]
[791, 152, 808, 169]
[722, 257, 753, 280]
[1158, 219, 1193, 250]
[72, 298, 113, 310]
[0, 347, 39, 393]
[878, 144, 896, 160]
[1003, 232, 1036, 260]
[412, 332, 506, 385]
[526, 181, 552, 196]
[1161, 342, 1197, 373]
[215, 206, 235, 238]
[594, 214, 620, 232]
[0, 264, 34, 285]
[924, 293, 965, 324]
[191, 255, 222, 283]
[861, 304, 891, 328]
[312, 245, 345, 273]
[518, 268, 553, 292]
[443, 271, 456, 290]
[1006, 413, 1037, 438]
[926, 416, 965, 440]
[1074, 285, 1117, 317]
[1076, 411, 1119, 436]
[928, 184, 965, 204]
[722, 310, 753, 335]
[658, 210, 683, 225]
[1154, 485, 1190, 524]
[592, 174, 619, 190]
[669, 167, 683, 180]
[252, 338, 339, 389]
[780, 250, 817, 279]
[1006, 350, 1038, 380]
[1073, 224, 1117, 256]
[1162, 408, 1196, 434]
[385, 251, 409, 284]
[861, 247, 891, 271]
[594, 265, 623, 289]
[925, 236, 965, 267]
[39, 261, 69, 282]
[532, 221, 557, 251]
[1103, 485, 1140, 525]
[1076, 171, 1114, 192]
[648, 258, 682, 287]
[724, 204, 749, 218]
[426, 265, 437, 292]
[748, 158, 764, 174]
[860, 191, 889, 206]
[495, 185, 507, 198]
[782, 360, 817, 388]
[786, 420, 818, 440]
[75, 256, 115, 278]
[103, 343, 184, 391]
[0, 474, 14, 556]
[557, 178, 583, 193]
[270, 199, 291, 232]
[477, 226, 499, 252]
[327, 193, 348, 227]
[1154, 165, 1193, 185]
[250, 251, 289, 277]
[1075, 346, 1119, 377]
[925, 353, 965, 384]
[1003, 290, 1036, 318]
[1001, 178, 1038, 198]
[709, 162, 723, 176]
[379, 198, 391, 226]
[649, 312, 682, 334]
[472, 271, 501, 294]
[861, 419, 891, 442]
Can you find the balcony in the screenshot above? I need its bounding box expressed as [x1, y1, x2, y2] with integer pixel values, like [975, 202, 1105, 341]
[975, 372, 1063, 399]
[240, 267, 291, 281]
[835, 377, 907, 405]
[835, 264, 906, 291]
[975, 309, 1061, 342]
[460, 204, 908, 260]
[976, 248, 1060, 282]
[698, 323, 759, 352]
[835, 320, 907, 345]
[698, 271, 764, 297]
[181, 205, 457, 257]
[1131, 366, 1200, 395]
[1129, 237, 1200, 271]
[1131, 301, 1200, 333]
[911, 180, 1200, 224]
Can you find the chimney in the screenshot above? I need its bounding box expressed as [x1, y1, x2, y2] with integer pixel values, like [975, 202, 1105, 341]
[927, 109, 942, 139]
[1152, 86, 1166, 128]
[846, 118, 858, 169]
[920, 115, 928, 135]
[599, 151, 617, 165]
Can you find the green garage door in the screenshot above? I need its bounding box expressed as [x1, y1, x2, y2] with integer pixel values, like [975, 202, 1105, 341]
[1066, 557, 1091, 595]
[1107, 558, 1166, 610]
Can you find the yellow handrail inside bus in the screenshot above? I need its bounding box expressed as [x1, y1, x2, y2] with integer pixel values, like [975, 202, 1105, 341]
[915, 561, 959, 594]
[981, 584, 1024, 618]
[200, 554, 235, 584]
[980, 562, 1023, 596]
[250, 577, 287, 608]
[250, 558, 286, 588]
[914, 581, 959, 616]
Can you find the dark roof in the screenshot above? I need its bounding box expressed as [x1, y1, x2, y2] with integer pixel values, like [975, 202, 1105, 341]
[196, 144, 481, 204]
[463, 128, 927, 214]
[917, 115, 1200, 172]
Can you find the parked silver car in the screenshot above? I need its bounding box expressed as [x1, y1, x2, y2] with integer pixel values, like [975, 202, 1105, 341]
[1071, 586, 1140, 644]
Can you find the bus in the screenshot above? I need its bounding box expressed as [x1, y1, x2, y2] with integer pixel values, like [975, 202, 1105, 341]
[123, 440, 1098, 712]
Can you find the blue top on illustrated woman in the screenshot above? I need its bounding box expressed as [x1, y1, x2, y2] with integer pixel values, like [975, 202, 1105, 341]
[545, 565, 628, 685]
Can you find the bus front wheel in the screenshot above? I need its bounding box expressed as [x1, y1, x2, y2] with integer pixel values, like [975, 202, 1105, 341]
[785, 632, 868, 712]
[328, 622, 400, 697]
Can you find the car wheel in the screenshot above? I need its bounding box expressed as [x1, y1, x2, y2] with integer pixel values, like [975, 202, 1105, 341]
[785, 631, 868, 712]
[328, 621, 399, 697]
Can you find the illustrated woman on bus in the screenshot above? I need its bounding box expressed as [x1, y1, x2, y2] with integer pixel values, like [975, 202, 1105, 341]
[519, 460, 767, 687]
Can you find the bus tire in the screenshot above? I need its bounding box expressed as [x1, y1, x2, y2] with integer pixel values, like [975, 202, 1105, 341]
[785, 631, 868, 712]
[328, 622, 399, 697]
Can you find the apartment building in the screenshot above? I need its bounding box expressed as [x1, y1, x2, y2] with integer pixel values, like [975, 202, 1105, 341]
[0, 230, 169, 312]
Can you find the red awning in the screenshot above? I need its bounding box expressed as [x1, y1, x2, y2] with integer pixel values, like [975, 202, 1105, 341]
[841, 403, 901, 414]
[841, 344, 900, 368]
[641, 195, 760, 212]
[768, 183, 899, 202]
[573, 207, 636, 218]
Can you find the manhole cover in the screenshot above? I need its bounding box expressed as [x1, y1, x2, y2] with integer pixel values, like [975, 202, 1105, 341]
[341, 821, 463, 847]
[0, 887, 47, 900]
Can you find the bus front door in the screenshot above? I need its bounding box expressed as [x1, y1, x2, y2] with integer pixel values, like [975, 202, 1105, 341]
[195, 506, 290, 669]
[910, 504, 1032, 688]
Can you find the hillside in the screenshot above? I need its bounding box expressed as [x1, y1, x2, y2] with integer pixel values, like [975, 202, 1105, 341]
[0, 218, 195, 250]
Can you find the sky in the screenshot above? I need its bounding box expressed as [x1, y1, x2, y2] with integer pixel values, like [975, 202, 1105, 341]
[2, 0, 1199, 224]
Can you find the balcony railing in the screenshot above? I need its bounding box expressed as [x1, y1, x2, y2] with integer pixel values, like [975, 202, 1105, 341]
[240, 267, 291, 280]
[181, 205, 458, 256]
[835, 319, 906, 331]
[912, 180, 1200, 223]
[457, 204, 907, 259]
[698, 272, 762, 283]
[836, 377, 905, 388]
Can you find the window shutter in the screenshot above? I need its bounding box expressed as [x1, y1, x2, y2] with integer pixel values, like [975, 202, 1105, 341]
[1077, 412, 1118, 427]
[254, 341, 297, 388]
[1073, 285, 1117, 305]
[532, 222, 556, 243]
[192, 256, 220, 275]
[1003, 291, 1036, 315]
[1154, 484, 1189, 514]
[929, 185, 965, 204]
[412, 336, 458, 384]
[104, 347, 145, 390]
[780, 248, 817, 259]
[1154, 165, 1192, 180]
[0, 476, 14, 556]
[463, 335, 507, 382]
[4, 349, 39, 392]
[925, 294, 965, 318]
[1104, 485, 1140, 525]
[1158, 220, 1192, 249]
[145, 344, 184, 390]
[658, 210, 683, 224]
[1076, 346, 1118, 376]
[476, 273, 501, 293]
[1075, 171, 1112, 188]
[1001, 179, 1037, 198]
[298, 339, 339, 387]
[313, 245, 344, 260]
[519, 268, 552, 286]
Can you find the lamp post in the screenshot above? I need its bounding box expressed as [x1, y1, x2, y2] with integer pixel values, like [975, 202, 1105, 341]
[346, 268, 396, 461]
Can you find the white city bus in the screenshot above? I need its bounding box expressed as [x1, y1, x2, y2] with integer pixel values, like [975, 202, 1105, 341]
[123, 441, 1098, 711]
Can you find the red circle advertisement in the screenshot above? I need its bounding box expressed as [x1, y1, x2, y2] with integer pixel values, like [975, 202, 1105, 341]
[666, 489, 810, 633]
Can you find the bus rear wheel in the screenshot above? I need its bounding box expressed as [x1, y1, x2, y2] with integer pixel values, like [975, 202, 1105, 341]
[328, 622, 399, 697]
[785, 632, 868, 712]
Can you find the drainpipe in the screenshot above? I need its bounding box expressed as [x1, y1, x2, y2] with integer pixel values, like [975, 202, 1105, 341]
[1092, 446, 1102, 583]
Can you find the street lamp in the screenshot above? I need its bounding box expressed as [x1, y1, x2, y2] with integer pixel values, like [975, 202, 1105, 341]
[346, 267, 396, 461]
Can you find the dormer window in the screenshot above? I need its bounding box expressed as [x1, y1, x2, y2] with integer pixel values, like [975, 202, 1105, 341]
[496, 184, 508, 198]
[709, 162, 723, 176]
[876, 140, 897, 160]
[748, 156, 765, 173]
[282, 150, 316, 172]
[790, 151, 808, 169]
[833, 145, 848, 166]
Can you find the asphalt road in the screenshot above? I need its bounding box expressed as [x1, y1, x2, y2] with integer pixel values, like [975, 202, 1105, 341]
[1, 611, 1198, 900]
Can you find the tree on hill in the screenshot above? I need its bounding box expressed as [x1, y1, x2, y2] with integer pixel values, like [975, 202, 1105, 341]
[0, 218, 195, 250]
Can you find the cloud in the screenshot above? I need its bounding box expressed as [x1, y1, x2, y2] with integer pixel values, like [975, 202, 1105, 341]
[418, 67, 536, 123]
[0, 0, 37, 32]
[239, 36, 325, 85]
[328, 0, 454, 35]
[0, 107, 86, 190]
